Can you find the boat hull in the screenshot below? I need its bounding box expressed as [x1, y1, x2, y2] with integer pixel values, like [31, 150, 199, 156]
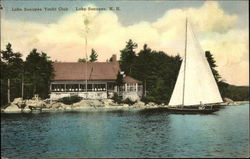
[165, 106, 220, 114]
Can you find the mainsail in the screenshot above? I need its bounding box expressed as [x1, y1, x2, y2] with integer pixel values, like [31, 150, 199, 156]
[169, 19, 223, 106]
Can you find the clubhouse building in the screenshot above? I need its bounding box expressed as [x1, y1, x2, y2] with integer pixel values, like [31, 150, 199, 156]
[50, 55, 143, 101]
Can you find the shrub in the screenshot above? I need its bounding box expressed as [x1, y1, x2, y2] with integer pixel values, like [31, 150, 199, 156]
[141, 96, 150, 104]
[58, 95, 82, 105]
[122, 98, 136, 105]
[112, 93, 122, 104]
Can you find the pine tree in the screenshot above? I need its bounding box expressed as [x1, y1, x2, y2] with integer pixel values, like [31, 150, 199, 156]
[205, 51, 221, 82]
[24, 49, 54, 99]
[0, 43, 23, 104]
[120, 39, 137, 75]
[89, 49, 98, 62]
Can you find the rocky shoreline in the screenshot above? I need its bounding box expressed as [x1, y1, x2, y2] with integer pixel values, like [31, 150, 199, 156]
[1, 98, 249, 113]
[1, 98, 166, 113]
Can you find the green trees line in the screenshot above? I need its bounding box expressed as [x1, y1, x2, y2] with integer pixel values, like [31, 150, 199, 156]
[1, 43, 54, 106]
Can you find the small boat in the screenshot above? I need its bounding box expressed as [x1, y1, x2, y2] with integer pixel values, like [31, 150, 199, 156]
[167, 18, 223, 114]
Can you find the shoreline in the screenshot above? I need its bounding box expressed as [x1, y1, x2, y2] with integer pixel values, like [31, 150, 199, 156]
[1, 100, 249, 114]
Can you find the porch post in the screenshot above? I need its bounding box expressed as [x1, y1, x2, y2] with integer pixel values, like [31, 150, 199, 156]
[105, 83, 107, 92]
[125, 83, 127, 92]
[136, 83, 138, 92]
[50, 83, 52, 92]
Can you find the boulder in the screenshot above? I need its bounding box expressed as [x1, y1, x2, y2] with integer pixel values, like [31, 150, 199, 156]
[102, 99, 115, 106]
[73, 100, 89, 107]
[4, 104, 21, 112]
[49, 102, 65, 110]
[224, 98, 234, 103]
[133, 101, 145, 107]
[88, 100, 104, 107]
[26, 99, 46, 108]
[123, 104, 129, 107]
[11, 98, 23, 105]
[146, 102, 156, 106]
[64, 105, 72, 110]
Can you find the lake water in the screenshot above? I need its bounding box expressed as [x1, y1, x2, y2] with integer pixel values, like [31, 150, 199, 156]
[1, 104, 249, 158]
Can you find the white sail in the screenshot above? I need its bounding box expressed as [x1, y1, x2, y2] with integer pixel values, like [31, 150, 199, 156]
[169, 20, 223, 106]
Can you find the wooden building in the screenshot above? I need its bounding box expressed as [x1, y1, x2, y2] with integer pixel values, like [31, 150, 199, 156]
[50, 55, 143, 100]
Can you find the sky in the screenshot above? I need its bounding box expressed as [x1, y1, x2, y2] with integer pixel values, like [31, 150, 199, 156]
[0, 0, 249, 86]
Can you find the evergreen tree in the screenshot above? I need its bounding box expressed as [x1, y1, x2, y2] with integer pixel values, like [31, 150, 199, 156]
[116, 72, 124, 87]
[0, 43, 23, 105]
[120, 39, 137, 75]
[24, 49, 54, 99]
[205, 51, 229, 98]
[89, 49, 98, 62]
[115, 72, 124, 95]
[205, 51, 221, 82]
[128, 44, 181, 104]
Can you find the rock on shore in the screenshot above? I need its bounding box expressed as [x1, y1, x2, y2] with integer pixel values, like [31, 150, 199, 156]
[2, 98, 163, 113]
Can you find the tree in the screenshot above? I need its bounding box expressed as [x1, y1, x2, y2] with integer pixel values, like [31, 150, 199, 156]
[0, 43, 23, 105]
[120, 39, 137, 75]
[205, 51, 229, 98]
[78, 58, 87, 62]
[89, 49, 98, 62]
[205, 51, 221, 82]
[108, 56, 113, 62]
[129, 44, 181, 103]
[115, 72, 124, 95]
[24, 49, 54, 99]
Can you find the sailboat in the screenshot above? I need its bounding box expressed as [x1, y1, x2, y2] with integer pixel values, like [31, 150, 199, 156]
[167, 18, 223, 114]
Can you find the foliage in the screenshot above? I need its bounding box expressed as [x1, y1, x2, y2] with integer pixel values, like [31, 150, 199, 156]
[24, 49, 54, 99]
[115, 72, 124, 86]
[112, 93, 122, 104]
[122, 98, 136, 105]
[121, 43, 181, 104]
[108, 56, 113, 62]
[58, 95, 82, 105]
[120, 39, 137, 75]
[78, 49, 98, 62]
[0, 43, 24, 106]
[204, 51, 249, 101]
[89, 49, 98, 62]
[78, 58, 87, 62]
[222, 85, 249, 101]
[205, 51, 221, 82]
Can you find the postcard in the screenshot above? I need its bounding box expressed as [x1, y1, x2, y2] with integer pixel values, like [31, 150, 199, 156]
[1, 0, 249, 158]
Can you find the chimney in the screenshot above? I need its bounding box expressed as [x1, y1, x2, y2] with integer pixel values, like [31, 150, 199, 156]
[112, 54, 117, 62]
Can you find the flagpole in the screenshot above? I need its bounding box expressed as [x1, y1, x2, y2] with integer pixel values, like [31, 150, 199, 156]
[84, 16, 89, 98]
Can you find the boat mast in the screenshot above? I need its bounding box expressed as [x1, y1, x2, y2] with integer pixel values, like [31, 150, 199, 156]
[182, 17, 188, 106]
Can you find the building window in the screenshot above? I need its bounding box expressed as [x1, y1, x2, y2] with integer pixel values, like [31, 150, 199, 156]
[93, 84, 106, 91]
[127, 83, 136, 92]
[79, 84, 86, 92]
[66, 84, 79, 92]
[52, 84, 65, 92]
[87, 84, 93, 91]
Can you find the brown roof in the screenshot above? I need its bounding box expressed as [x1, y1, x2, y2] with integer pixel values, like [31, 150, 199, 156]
[52, 62, 120, 81]
[123, 76, 142, 84]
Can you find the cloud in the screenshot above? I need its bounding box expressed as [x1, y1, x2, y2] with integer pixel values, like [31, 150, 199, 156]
[1, 1, 248, 85]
